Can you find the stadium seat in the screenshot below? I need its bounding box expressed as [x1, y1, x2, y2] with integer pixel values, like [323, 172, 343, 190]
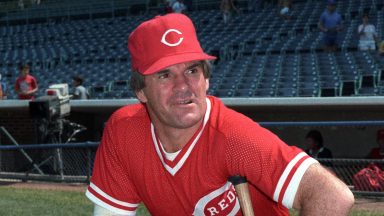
[0, 0, 383, 99]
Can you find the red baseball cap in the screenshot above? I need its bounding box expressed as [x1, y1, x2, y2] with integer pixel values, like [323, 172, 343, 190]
[128, 13, 216, 75]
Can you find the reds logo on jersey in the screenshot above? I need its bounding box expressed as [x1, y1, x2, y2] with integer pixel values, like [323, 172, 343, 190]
[193, 182, 241, 216]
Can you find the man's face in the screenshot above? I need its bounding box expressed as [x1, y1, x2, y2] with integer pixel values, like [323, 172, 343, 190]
[20, 68, 29, 77]
[306, 137, 317, 150]
[73, 80, 79, 87]
[327, 4, 336, 12]
[136, 61, 209, 130]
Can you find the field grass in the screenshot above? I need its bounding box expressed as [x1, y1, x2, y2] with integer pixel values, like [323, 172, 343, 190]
[0, 187, 92, 216]
[0, 186, 382, 216]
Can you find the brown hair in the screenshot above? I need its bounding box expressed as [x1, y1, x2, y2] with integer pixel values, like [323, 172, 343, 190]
[129, 60, 212, 93]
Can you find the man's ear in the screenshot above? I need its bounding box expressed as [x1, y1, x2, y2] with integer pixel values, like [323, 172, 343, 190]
[205, 79, 209, 92]
[136, 89, 148, 103]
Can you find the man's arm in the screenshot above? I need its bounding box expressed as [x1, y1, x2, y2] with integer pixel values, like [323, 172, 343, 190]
[293, 163, 354, 215]
[93, 204, 125, 216]
[28, 78, 38, 95]
[318, 14, 327, 32]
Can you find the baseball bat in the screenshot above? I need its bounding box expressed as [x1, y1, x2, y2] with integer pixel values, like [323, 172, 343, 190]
[228, 175, 255, 216]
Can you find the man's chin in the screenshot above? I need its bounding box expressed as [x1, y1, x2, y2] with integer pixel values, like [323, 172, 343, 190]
[173, 113, 204, 129]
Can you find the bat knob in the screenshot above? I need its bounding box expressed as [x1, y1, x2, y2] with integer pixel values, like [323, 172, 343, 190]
[228, 175, 247, 185]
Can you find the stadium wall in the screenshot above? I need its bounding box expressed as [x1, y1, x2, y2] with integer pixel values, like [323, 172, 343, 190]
[1, 96, 384, 159]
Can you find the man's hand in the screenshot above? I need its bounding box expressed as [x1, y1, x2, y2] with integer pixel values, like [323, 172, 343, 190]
[293, 163, 354, 215]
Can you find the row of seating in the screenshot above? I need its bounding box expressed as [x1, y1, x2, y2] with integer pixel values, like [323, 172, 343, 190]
[0, 0, 383, 99]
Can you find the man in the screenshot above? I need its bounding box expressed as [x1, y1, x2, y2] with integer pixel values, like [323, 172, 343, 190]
[14, 64, 38, 100]
[318, 0, 343, 52]
[86, 13, 354, 215]
[305, 130, 333, 159]
[0, 73, 6, 100]
[367, 129, 384, 159]
[72, 75, 89, 99]
[358, 14, 379, 51]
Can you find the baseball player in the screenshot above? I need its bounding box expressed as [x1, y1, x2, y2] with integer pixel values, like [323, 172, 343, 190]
[86, 13, 354, 215]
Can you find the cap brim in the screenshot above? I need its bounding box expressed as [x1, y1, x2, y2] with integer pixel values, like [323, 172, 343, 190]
[141, 52, 216, 75]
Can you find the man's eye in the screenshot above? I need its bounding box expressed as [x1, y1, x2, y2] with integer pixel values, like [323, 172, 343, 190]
[187, 68, 198, 74]
[158, 73, 169, 79]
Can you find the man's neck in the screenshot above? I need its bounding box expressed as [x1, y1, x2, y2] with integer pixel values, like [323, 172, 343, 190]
[155, 120, 203, 153]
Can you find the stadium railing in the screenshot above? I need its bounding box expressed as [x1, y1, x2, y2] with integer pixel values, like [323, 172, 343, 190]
[1, 120, 384, 196]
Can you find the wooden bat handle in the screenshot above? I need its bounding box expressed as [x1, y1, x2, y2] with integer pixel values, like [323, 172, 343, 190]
[229, 176, 255, 216]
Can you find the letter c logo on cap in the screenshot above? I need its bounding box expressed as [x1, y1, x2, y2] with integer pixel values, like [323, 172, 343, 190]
[161, 29, 183, 47]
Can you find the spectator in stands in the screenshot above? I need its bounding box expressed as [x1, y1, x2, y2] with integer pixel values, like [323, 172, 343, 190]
[220, 0, 238, 24]
[367, 129, 384, 159]
[172, 0, 187, 13]
[358, 14, 380, 51]
[14, 64, 38, 100]
[318, 0, 343, 52]
[72, 75, 90, 100]
[164, 0, 186, 13]
[18, 0, 24, 9]
[0, 73, 7, 100]
[380, 41, 384, 55]
[31, 0, 41, 5]
[305, 129, 333, 159]
[279, 0, 292, 20]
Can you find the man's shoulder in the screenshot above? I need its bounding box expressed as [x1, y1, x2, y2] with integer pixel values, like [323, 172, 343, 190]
[208, 96, 260, 136]
[27, 74, 37, 79]
[320, 10, 327, 17]
[109, 103, 148, 125]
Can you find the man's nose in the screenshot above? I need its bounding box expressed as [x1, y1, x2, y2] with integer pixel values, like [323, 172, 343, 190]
[173, 74, 189, 91]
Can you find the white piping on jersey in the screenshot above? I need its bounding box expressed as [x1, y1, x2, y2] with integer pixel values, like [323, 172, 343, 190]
[273, 152, 319, 208]
[87, 183, 139, 208]
[159, 141, 182, 161]
[192, 181, 240, 216]
[282, 157, 318, 208]
[86, 184, 138, 215]
[86, 191, 136, 215]
[151, 97, 212, 176]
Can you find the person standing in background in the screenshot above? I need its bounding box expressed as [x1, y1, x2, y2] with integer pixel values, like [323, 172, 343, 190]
[305, 129, 333, 159]
[358, 14, 379, 51]
[367, 129, 384, 159]
[220, 0, 238, 24]
[72, 75, 90, 100]
[318, 0, 343, 52]
[0, 73, 7, 100]
[14, 64, 38, 100]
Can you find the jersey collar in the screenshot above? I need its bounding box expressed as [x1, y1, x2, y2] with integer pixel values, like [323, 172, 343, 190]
[151, 97, 211, 176]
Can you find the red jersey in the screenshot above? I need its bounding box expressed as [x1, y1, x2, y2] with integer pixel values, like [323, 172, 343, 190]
[15, 74, 38, 100]
[86, 96, 317, 215]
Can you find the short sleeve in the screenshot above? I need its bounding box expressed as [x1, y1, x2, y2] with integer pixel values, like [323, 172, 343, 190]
[86, 117, 141, 215]
[73, 87, 80, 96]
[14, 79, 20, 91]
[32, 77, 38, 89]
[358, 25, 362, 33]
[373, 26, 378, 36]
[224, 117, 318, 209]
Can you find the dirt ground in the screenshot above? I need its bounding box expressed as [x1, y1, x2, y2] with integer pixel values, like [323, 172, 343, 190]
[0, 180, 384, 212]
[0, 180, 87, 192]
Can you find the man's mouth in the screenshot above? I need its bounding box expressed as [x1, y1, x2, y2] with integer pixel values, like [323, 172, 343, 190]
[178, 99, 193, 105]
